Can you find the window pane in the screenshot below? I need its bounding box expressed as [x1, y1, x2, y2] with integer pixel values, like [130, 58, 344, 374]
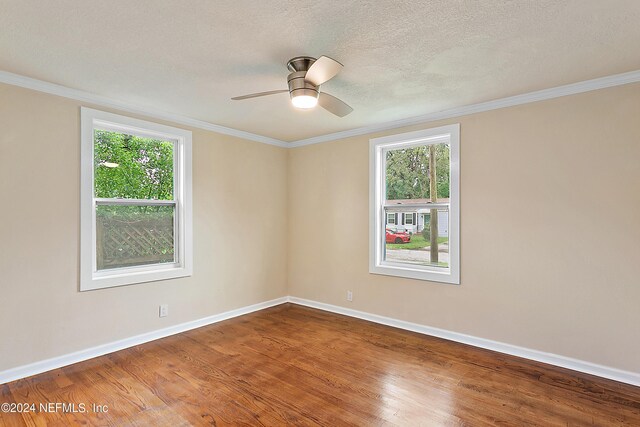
[384, 142, 450, 268]
[96, 204, 175, 270]
[94, 130, 175, 200]
[384, 206, 449, 268]
[385, 143, 450, 201]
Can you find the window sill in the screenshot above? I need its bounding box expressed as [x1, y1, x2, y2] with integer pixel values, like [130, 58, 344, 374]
[369, 263, 459, 285]
[80, 264, 192, 291]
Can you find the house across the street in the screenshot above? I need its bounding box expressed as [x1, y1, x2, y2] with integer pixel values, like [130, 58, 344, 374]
[385, 198, 449, 236]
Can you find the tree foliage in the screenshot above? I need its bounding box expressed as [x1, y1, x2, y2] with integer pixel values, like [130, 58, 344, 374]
[94, 130, 174, 200]
[385, 143, 450, 200]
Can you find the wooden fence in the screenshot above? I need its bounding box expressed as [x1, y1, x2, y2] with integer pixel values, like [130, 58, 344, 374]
[96, 215, 174, 269]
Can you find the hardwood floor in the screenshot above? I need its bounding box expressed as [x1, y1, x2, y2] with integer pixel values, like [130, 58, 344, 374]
[1, 303, 639, 426]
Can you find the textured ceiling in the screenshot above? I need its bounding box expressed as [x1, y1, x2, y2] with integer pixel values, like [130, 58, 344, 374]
[1, 0, 639, 142]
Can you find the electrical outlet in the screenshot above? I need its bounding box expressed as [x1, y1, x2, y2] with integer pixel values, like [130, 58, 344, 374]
[347, 290, 353, 302]
[159, 304, 169, 318]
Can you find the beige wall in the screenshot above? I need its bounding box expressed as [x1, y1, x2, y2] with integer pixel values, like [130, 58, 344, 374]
[1, 81, 639, 375]
[0, 84, 288, 371]
[288, 83, 640, 372]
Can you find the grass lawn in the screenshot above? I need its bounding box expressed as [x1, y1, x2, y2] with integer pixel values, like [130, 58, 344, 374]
[386, 234, 448, 250]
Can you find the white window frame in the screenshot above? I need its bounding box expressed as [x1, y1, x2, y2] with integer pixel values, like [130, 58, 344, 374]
[369, 124, 460, 284]
[80, 108, 193, 291]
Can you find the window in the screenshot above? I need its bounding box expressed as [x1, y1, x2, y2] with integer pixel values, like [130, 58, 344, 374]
[403, 212, 415, 225]
[80, 108, 192, 291]
[369, 124, 459, 284]
[386, 212, 397, 225]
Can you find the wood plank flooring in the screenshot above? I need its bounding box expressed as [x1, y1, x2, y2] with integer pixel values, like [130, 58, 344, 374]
[1, 303, 639, 426]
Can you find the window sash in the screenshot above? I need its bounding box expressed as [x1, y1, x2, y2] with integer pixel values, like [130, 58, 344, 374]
[93, 125, 178, 202]
[94, 122, 180, 145]
[378, 203, 452, 274]
[93, 199, 179, 272]
[95, 198, 176, 206]
[384, 202, 449, 211]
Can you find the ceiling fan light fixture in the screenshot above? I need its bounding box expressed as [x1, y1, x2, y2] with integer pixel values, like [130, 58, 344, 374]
[288, 71, 319, 109]
[291, 93, 318, 109]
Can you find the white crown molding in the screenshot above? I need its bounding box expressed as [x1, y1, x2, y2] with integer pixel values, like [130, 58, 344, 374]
[288, 69, 640, 147]
[0, 296, 288, 385]
[0, 71, 289, 148]
[2, 69, 640, 149]
[288, 297, 640, 387]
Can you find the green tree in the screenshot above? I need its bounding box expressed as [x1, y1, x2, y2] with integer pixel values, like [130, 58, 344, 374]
[94, 130, 174, 200]
[385, 143, 449, 200]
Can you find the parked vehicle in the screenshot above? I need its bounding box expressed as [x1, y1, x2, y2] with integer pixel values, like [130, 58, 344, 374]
[386, 228, 411, 244]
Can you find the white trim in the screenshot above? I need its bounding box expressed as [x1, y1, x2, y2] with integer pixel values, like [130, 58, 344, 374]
[369, 124, 460, 284]
[289, 69, 640, 147]
[2, 296, 638, 387]
[0, 297, 289, 385]
[2, 69, 640, 149]
[80, 108, 193, 291]
[0, 71, 288, 148]
[288, 297, 640, 387]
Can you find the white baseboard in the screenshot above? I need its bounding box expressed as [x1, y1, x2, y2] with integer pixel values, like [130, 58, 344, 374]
[288, 297, 640, 387]
[0, 297, 288, 385]
[3, 295, 638, 387]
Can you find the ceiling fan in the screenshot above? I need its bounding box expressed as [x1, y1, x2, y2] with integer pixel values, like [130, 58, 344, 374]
[231, 56, 353, 117]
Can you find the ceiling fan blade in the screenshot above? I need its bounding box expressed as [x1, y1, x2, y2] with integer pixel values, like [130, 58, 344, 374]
[304, 56, 343, 86]
[318, 92, 353, 117]
[231, 89, 288, 100]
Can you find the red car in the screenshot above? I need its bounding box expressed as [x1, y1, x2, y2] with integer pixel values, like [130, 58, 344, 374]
[386, 229, 411, 244]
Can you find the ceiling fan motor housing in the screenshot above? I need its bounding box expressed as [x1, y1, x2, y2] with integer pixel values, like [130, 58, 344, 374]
[287, 70, 319, 100]
[286, 56, 316, 72]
